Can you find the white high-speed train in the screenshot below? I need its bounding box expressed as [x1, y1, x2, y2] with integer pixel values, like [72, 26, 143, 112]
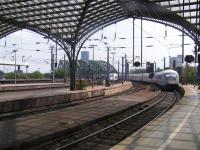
[109, 73, 118, 81]
[128, 69, 179, 89]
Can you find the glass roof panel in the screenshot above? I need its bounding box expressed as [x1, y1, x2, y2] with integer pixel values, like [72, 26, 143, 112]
[0, 0, 198, 43]
[150, 0, 199, 31]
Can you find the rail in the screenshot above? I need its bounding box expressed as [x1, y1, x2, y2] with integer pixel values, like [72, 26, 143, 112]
[54, 92, 177, 150]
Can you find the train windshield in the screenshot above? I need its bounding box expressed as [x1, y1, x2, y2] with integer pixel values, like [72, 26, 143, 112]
[165, 73, 176, 78]
[109, 74, 114, 77]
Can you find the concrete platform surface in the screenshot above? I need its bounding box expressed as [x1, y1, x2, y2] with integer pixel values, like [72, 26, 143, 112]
[0, 82, 64, 87]
[0, 88, 70, 102]
[0, 89, 159, 149]
[110, 85, 200, 150]
[0, 82, 130, 102]
[0, 83, 68, 92]
[0, 82, 133, 114]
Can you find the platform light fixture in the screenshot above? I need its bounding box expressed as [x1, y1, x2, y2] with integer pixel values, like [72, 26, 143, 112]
[145, 36, 154, 38]
[118, 37, 126, 39]
[145, 45, 154, 47]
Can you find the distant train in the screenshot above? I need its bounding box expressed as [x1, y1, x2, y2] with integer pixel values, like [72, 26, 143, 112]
[109, 73, 118, 81]
[128, 69, 179, 89]
[96, 70, 179, 89]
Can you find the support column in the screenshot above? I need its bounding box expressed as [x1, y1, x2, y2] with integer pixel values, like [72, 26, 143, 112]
[69, 44, 77, 91]
[69, 59, 76, 90]
[55, 39, 58, 68]
[64, 55, 67, 83]
[195, 0, 199, 86]
[141, 18, 143, 67]
[182, 0, 185, 63]
[182, 31, 184, 63]
[195, 45, 198, 85]
[50, 45, 55, 83]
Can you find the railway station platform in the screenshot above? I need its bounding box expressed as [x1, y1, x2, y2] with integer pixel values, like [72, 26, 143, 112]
[0, 82, 68, 92]
[111, 85, 200, 150]
[0, 82, 132, 114]
[0, 83, 159, 149]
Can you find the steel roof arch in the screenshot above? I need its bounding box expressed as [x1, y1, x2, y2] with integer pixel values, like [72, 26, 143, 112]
[0, 0, 199, 52]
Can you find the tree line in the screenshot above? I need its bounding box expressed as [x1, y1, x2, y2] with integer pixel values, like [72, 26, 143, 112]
[5, 69, 69, 79]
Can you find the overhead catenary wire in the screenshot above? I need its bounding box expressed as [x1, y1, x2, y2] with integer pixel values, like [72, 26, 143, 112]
[128, 19, 169, 49]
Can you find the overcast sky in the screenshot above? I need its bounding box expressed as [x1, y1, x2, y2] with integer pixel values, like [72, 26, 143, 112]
[0, 18, 195, 73]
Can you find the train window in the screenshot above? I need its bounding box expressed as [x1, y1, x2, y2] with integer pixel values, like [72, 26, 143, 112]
[109, 74, 114, 77]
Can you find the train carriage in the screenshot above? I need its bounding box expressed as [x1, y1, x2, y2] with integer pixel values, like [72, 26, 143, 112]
[128, 69, 179, 89]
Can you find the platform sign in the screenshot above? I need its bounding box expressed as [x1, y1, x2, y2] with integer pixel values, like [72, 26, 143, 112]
[146, 62, 154, 73]
[185, 55, 194, 63]
[134, 61, 140, 67]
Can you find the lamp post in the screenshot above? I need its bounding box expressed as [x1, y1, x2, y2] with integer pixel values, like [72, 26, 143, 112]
[104, 42, 110, 86]
[118, 60, 120, 78]
[122, 56, 124, 84]
[13, 49, 18, 84]
[105, 43, 110, 87]
[154, 61, 157, 72]
[125, 54, 127, 81]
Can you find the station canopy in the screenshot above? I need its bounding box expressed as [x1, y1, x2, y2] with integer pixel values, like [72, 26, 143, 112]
[0, 0, 199, 51]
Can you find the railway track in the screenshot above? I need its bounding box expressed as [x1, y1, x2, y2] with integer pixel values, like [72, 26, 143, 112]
[30, 90, 178, 150]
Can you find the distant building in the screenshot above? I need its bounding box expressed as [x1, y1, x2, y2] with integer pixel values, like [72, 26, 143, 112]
[169, 55, 182, 69]
[81, 51, 89, 61]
